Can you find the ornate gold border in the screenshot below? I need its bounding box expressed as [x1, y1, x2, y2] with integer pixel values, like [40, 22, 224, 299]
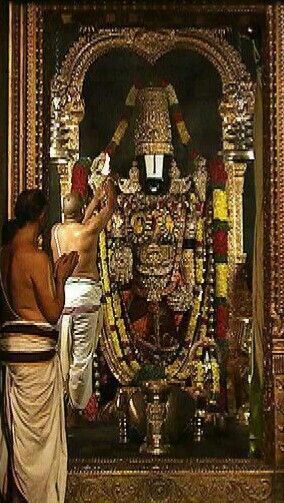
[26, 4, 44, 189]
[67, 474, 274, 503]
[262, 4, 284, 469]
[6, 0, 284, 480]
[8, 3, 44, 215]
[26, 4, 37, 189]
[66, 458, 275, 503]
[8, 3, 26, 217]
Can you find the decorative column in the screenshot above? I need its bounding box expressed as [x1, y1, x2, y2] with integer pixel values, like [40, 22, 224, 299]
[50, 93, 84, 198]
[264, 3, 284, 468]
[8, 3, 26, 217]
[8, 3, 43, 216]
[219, 77, 254, 310]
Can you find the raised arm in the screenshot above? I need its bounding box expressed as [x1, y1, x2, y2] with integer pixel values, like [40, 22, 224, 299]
[31, 251, 78, 325]
[82, 184, 104, 224]
[85, 177, 117, 233]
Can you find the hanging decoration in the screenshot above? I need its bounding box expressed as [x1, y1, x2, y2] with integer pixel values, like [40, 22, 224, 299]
[207, 158, 229, 341]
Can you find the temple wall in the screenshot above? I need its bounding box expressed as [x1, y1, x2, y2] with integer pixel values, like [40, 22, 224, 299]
[0, 2, 8, 244]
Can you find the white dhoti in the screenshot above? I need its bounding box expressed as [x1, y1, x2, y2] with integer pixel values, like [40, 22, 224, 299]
[60, 277, 103, 410]
[0, 321, 67, 503]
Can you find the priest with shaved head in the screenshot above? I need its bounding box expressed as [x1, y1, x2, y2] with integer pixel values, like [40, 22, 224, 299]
[51, 168, 116, 421]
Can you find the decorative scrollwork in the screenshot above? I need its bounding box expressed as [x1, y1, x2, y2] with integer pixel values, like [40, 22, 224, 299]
[66, 471, 273, 503]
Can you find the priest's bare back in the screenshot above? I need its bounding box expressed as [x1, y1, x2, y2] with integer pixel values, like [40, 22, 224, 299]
[51, 178, 116, 280]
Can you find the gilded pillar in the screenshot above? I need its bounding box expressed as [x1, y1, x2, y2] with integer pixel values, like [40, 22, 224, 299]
[263, 3, 284, 468]
[7, 3, 43, 216]
[8, 3, 26, 217]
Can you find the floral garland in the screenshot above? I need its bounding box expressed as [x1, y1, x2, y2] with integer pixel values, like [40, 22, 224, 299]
[71, 157, 92, 198]
[99, 174, 224, 389]
[100, 200, 205, 379]
[99, 192, 208, 381]
[207, 158, 229, 340]
[99, 232, 139, 383]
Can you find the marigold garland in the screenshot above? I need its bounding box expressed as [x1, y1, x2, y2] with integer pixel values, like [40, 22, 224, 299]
[208, 158, 229, 344]
[215, 263, 228, 298]
[112, 120, 129, 145]
[213, 190, 228, 221]
[99, 232, 138, 382]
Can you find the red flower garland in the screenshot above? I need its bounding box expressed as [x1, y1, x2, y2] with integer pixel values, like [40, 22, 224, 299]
[215, 304, 229, 339]
[71, 164, 89, 198]
[213, 229, 228, 255]
[208, 158, 228, 186]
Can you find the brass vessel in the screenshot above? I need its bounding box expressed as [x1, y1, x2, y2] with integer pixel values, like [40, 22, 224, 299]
[140, 380, 171, 455]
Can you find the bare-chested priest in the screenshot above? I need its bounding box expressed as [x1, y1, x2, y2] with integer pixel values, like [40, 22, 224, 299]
[51, 175, 116, 416]
[0, 189, 78, 503]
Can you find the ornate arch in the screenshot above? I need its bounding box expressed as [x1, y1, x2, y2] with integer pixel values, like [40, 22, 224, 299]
[52, 28, 251, 98]
[50, 27, 254, 269]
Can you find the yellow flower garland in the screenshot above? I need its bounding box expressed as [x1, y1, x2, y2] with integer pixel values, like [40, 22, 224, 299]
[211, 360, 220, 394]
[190, 357, 220, 394]
[166, 84, 179, 106]
[195, 218, 204, 242]
[100, 233, 140, 376]
[213, 189, 228, 221]
[215, 263, 228, 298]
[195, 258, 204, 284]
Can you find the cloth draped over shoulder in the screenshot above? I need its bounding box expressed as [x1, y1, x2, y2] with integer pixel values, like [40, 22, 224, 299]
[0, 256, 67, 503]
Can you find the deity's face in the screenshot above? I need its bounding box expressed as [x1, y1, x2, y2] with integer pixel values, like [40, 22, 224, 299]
[137, 154, 172, 195]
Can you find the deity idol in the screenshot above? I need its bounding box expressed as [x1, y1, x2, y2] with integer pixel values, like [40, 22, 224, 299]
[84, 82, 222, 402]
